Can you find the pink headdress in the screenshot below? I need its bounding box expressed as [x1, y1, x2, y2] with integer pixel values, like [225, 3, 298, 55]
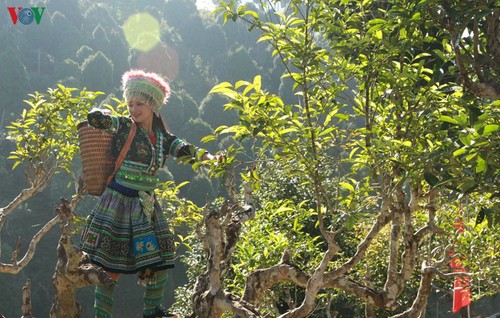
[122, 70, 171, 112]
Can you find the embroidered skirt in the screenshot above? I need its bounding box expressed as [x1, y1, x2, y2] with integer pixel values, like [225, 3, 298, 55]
[80, 187, 175, 273]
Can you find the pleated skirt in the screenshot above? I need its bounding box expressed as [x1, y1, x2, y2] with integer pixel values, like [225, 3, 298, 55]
[80, 187, 175, 273]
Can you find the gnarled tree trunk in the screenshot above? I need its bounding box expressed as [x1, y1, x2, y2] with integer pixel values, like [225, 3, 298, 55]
[49, 197, 113, 318]
[189, 201, 259, 318]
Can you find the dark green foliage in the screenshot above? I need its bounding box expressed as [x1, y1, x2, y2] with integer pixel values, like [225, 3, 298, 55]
[0, 46, 31, 116]
[178, 118, 214, 151]
[54, 59, 82, 87]
[162, 93, 186, 132]
[199, 92, 238, 129]
[81, 51, 114, 92]
[186, 173, 216, 206]
[220, 45, 259, 83]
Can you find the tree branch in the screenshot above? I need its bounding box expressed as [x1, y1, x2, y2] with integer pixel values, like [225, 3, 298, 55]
[444, 7, 500, 99]
[0, 215, 60, 274]
[243, 250, 309, 304]
[190, 180, 260, 317]
[282, 241, 339, 317]
[389, 244, 455, 318]
[323, 199, 393, 282]
[0, 162, 55, 264]
[21, 279, 33, 318]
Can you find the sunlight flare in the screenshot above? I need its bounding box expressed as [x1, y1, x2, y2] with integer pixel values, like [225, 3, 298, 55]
[123, 12, 160, 52]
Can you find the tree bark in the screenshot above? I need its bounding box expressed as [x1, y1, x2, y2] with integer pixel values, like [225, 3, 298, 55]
[189, 202, 260, 318]
[21, 279, 33, 318]
[49, 197, 114, 318]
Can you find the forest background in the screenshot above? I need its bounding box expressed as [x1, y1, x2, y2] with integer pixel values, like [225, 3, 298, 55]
[0, 0, 498, 317]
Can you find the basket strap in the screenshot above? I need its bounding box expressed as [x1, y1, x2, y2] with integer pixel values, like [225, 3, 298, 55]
[107, 121, 137, 185]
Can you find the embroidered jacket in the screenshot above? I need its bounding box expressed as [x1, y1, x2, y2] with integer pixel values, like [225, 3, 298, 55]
[88, 111, 201, 191]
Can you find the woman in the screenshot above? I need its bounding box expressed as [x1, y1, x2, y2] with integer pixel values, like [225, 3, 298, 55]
[81, 70, 220, 318]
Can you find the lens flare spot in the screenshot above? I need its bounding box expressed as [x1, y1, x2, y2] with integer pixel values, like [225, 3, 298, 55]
[123, 13, 160, 52]
[137, 43, 179, 81]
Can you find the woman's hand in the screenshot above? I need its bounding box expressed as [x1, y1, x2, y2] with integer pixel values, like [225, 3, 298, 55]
[202, 152, 225, 163]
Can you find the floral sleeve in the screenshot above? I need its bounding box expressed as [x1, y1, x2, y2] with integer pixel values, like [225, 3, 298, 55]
[163, 132, 205, 162]
[87, 111, 126, 133]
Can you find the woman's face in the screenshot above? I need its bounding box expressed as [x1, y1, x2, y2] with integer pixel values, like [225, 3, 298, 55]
[127, 99, 153, 125]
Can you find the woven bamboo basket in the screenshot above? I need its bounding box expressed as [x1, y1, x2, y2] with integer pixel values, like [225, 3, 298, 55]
[77, 121, 115, 196]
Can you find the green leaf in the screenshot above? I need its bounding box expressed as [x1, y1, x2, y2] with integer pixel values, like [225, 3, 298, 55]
[337, 113, 350, 121]
[253, 75, 262, 92]
[439, 115, 459, 125]
[480, 124, 499, 136]
[293, 217, 300, 232]
[12, 161, 21, 170]
[340, 182, 355, 193]
[459, 179, 478, 194]
[209, 82, 234, 94]
[275, 128, 293, 136]
[345, 215, 356, 230]
[459, 134, 472, 146]
[243, 9, 259, 19]
[367, 18, 386, 25]
[367, 24, 384, 35]
[465, 151, 477, 161]
[476, 155, 486, 173]
[349, 147, 359, 159]
[201, 135, 217, 143]
[424, 172, 440, 187]
[258, 35, 274, 43]
[275, 206, 293, 214]
[453, 148, 467, 157]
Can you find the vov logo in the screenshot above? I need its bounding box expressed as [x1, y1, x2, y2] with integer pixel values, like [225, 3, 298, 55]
[7, 7, 46, 25]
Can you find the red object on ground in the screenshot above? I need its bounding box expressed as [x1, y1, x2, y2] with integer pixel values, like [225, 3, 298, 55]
[450, 215, 471, 313]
